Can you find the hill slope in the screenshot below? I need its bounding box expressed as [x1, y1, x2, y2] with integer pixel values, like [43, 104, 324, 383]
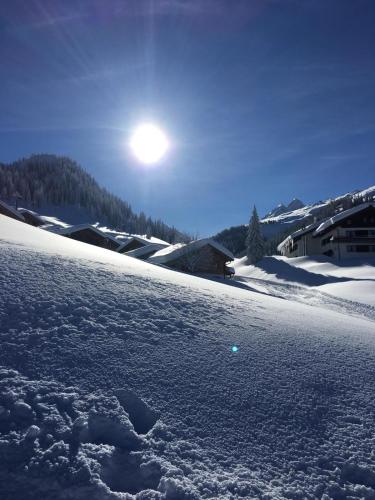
[0, 154, 187, 243]
[1, 216, 375, 499]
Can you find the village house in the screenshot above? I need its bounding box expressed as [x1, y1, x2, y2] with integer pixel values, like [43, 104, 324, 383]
[124, 242, 170, 260]
[52, 224, 121, 251]
[278, 202, 375, 259]
[148, 238, 235, 276]
[17, 208, 44, 227]
[0, 200, 25, 223]
[117, 235, 169, 254]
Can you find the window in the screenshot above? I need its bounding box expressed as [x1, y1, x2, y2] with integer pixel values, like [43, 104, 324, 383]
[357, 245, 370, 252]
[321, 236, 332, 246]
[347, 245, 375, 252]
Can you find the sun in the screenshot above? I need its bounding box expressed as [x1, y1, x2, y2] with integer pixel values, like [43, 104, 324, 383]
[129, 123, 170, 164]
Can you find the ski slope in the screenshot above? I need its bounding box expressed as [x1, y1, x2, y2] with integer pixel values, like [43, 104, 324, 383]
[1, 215, 375, 499]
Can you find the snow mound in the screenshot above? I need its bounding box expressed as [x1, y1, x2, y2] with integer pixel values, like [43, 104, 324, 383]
[2, 216, 375, 498]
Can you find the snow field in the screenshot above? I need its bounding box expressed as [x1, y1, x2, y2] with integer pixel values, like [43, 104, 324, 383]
[1, 216, 375, 499]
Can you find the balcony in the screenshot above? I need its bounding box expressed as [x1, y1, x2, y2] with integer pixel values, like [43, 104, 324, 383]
[333, 236, 375, 244]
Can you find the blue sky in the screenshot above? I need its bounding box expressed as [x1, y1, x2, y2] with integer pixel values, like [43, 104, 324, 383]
[0, 0, 374, 235]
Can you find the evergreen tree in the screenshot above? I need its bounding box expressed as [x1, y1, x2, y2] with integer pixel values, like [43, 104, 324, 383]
[246, 206, 265, 264]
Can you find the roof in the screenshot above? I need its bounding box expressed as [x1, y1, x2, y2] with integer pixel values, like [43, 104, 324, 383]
[124, 243, 169, 258]
[313, 202, 375, 236]
[48, 223, 121, 245]
[277, 221, 321, 251]
[117, 235, 169, 252]
[149, 238, 234, 265]
[0, 200, 25, 222]
[18, 208, 44, 223]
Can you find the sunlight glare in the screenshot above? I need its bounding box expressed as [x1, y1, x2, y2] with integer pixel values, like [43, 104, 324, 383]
[129, 123, 169, 164]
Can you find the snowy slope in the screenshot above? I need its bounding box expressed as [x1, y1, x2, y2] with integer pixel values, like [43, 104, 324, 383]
[2, 215, 375, 499]
[235, 255, 375, 309]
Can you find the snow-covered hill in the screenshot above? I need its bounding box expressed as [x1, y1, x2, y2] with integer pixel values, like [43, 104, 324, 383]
[1, 216, 375, 499]
[261, 185, 375, 237]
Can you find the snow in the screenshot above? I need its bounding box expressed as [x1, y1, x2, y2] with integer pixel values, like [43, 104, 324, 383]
[314, 202, 374, 235]
[235, 255, 375, 309]
[49, 223, 122, 246]
[126, 243, 169, 259]
[149, 238, 234, 264]
[260, 185, 375, 238]
[117, 235, 170, 253]
[2, 214, 375, 499]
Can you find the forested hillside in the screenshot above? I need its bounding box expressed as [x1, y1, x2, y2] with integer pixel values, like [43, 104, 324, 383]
[0, 154, 188, 242]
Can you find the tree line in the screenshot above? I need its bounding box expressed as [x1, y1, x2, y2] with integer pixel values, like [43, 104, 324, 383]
[0, 154, 189, 243]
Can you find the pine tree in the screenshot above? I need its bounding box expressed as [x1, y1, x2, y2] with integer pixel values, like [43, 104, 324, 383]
[246, 206, 265, 264]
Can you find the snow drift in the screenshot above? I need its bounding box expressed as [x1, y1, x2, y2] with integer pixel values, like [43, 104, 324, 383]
[1, 215, 375, 499]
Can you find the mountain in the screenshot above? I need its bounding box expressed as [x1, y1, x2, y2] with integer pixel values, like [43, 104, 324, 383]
[214, 185, 375, 256]
[264, 198, 305, 219]
[0, 154, 188, 243]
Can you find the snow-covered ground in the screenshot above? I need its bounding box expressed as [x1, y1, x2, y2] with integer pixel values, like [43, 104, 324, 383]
[235, 255, 375, 311]
[2, 215, 375, 499]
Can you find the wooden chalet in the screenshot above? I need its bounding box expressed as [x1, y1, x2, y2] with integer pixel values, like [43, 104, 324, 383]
[0, 200, 25, 222]
[18, 208, 44, 227]
[125, 243, 169, 260]
[55, 224, 121, 251]
[148, 238, 235, 276]
[117, 235, 169, 254]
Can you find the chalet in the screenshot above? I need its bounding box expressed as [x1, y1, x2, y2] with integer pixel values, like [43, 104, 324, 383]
[117, 235, 169, 254]
[53, 224, 121, 251]
[148, 238, 235, 276]
[125, 243, 170, 260]
[278, 202, 375, 259]
[17, 208, 44, 227]
[0, 200, 25, 222]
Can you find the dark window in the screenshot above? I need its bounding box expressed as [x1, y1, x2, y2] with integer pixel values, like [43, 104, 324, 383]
[322, 236, 332, 246]
[356, 245, 370, 252]
[354, 230, 368, 237]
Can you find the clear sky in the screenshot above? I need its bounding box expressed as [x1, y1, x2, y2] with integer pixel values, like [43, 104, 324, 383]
[0, 0, 374, 235]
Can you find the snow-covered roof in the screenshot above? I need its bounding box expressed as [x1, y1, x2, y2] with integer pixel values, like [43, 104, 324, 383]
[18, 207, 44, 222]
[117, 235, 169, 252]
[313, 202, 375, 236]
[0, 200, 25, 222]
[149, 238, 234, 265]
[125, 243, 169, 259]
[277, 222, 321, 251]
[49, 223, 121, 245]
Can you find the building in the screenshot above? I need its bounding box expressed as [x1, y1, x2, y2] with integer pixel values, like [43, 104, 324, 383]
[277, 222, 321, 258]
[149, 238, 235, 276]
[17, 208, 44, 227]
[52, 224, 121, 251]
[124, 243, 170, 260]
[117, 235, 169, 254]
[0, 200, 25, 223]
[313, 202, 375, 259]
[278, 202, 375, 259]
